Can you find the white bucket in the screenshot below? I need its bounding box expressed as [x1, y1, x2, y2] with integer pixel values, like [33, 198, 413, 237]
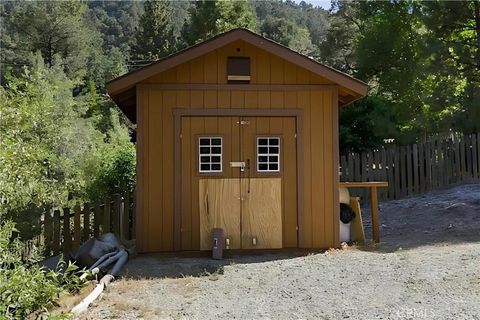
[339, 221, 351, 242]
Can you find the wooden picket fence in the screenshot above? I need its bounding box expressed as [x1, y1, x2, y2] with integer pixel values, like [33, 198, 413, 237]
[340, 132, 480, 202]
[42, 192, 135, 255]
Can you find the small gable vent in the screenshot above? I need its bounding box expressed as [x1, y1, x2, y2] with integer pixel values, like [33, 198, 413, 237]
[227, 57, 250, 84]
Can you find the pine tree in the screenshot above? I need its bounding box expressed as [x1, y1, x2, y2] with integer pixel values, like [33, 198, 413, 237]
[132, 0, 176, 62]
[181, 0, 257, 46]
[260, 16, 315, 55]
[2, 1, 94, 81]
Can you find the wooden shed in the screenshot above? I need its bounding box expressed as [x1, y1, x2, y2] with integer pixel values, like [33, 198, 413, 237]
[107, 28, 367, 253]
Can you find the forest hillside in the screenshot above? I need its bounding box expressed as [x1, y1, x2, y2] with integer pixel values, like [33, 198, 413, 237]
[1, 0, 479, 232]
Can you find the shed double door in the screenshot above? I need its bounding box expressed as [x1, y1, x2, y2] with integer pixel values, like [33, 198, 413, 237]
[180, 116, 297, 251]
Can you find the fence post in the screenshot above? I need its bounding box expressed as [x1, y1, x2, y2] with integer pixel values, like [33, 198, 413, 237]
[406, 145, 413, 197]
[340, 155, 347, 182]
[441, 139, 448, 186]
[44, 208, 52, 255]
[418, 143, 425, 194]
[430, 139, 436, 188]
[132, 190, 137, 239]
[380, 148, 387, 200]
[347, 152, 354, 183]
[412, 144, 419, 195]
[460, 137, 466, 181]
[123, 193, 131, 241]
[472, 134, 478, 180]
[454, 137, 461, 184]
[393, 146, 400, 199]
[400, 146, 407, 198]
[445, 139, 452, 185]
[52, 210, 60, 254]
[477, 133, 480, 180]
[436, 138, 441, 187]
[103, 197, 111, 234]
[466, 134, 473, 181]
[433, 139, 439, 188]
[62, 208, 71, 254]
[83, 203, 90, 242]
[372, 150, 379, 198]
[367, 151, 374, 182]
[361, 151, 368, 200]
[113, 194, 121, 236]
[386, 148, 395, 200]
[93, 201, 101, 237]
[73, 204, 81, 251]
[353, 152, 360, 182]
[426, 140, 432, 191]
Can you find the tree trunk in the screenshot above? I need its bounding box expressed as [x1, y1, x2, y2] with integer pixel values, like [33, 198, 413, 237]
[473, 0, 480, 69]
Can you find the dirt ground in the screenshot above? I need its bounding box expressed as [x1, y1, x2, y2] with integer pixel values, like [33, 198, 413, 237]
[82, 183, 480, 320]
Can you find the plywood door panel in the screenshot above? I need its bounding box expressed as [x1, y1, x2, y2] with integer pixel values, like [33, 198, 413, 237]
[199, 179, 241, 250]
[241, 178, 282, 249]
[182, 116, 240, 250]
[240, 116, 297, 249]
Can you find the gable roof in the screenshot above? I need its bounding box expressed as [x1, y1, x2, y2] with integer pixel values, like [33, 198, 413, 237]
[107, 28, 368, 123]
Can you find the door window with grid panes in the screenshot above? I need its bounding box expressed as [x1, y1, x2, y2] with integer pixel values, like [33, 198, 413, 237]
[198, 137, 222, 173]
[256, 137, 280, 172]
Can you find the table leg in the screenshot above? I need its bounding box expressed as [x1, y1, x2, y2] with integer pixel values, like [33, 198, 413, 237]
[370, 187, 380, 242]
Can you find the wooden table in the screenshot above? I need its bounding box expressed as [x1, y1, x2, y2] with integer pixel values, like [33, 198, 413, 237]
[339, 181, 388, 243]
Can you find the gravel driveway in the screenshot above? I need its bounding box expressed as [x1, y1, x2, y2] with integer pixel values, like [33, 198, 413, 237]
[82, 184, 480, 320]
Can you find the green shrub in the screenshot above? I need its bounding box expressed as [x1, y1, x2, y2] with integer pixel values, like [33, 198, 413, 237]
[0, 264, 61, 318]
[0, 56, 135, 240]
[84, 138, 136, 201]
[0, 218, 85, 319]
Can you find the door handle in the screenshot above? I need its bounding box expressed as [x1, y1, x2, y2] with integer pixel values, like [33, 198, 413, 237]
[230, 161, 246, 172]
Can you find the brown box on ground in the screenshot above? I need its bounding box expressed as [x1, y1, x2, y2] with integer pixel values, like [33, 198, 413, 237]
[212, 228, 224, 260]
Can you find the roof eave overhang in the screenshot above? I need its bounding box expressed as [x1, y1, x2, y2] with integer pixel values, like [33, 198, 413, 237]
[339, 94, 366, 107]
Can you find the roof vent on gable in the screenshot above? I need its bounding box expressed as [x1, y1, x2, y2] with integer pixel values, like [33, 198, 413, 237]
[227, 57, 250, 84]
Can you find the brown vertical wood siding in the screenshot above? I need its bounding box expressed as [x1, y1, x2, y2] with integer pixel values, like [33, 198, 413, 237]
[135, 40, 340, 252]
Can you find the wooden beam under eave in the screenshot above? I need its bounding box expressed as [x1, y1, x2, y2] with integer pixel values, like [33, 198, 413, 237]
[116, 88, 136, 103]
[137, 83, 339, 91]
